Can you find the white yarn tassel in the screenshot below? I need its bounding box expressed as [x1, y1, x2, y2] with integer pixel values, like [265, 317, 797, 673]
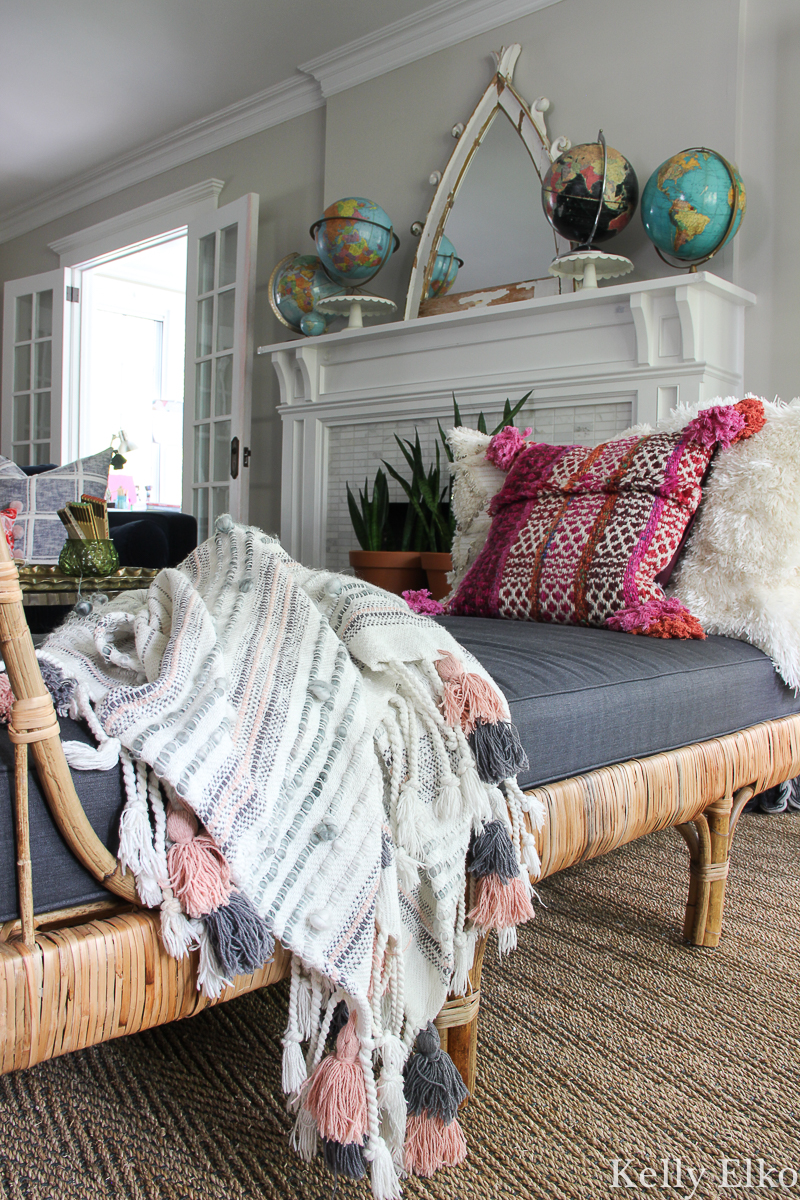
[160, 894, 196, 958]
[395, 847, 421, 892]
[377, 1034, 407, 1157]
[295, 971, 314, 1042]
[497, 925, 518, 955]
[507, 776, 546, 830]
[365, 1137, 402, 1200]
[282, 957, 309, 1094]
[521, 830, 542, 879]
[62, 736, 121, 771]
[451, 928, 477, 998]
[290, 1105, 318, 1162]
[62, 684, 121, 770]
[435, 772, 462, 821]
[117, 752, 162, 905]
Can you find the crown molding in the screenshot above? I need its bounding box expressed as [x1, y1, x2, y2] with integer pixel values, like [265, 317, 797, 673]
[300, 0, 564, 97]
[0, 0, 564, 247]
[0, 76, 322, 247]
[48, 179, 225, 265]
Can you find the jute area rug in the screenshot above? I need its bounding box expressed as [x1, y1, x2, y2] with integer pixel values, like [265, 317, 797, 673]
[2, 814, 798, 1200]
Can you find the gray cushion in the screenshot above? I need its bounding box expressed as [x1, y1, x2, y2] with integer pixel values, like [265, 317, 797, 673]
[0, 717, 125, 923]
[437, 617, 800, 790]
[3, 621, 798, 922]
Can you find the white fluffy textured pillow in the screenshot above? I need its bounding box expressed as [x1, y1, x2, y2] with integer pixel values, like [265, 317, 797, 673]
[669, 399, 800, 690]
[447, 427, 503, 595]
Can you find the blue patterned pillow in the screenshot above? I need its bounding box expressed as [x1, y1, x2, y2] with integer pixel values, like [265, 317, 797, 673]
[0, 449, 113, 563]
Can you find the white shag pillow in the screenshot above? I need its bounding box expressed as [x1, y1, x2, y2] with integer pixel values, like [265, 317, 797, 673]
[447, 427, 504, 596]
[669, 399, 800, 690]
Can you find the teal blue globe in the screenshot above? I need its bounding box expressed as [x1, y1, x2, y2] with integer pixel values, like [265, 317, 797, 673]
[427, 235, 463, 298]
[269, 253, 340, 334]
[311, 197, 399, 287]
[641, 149, 746, 264]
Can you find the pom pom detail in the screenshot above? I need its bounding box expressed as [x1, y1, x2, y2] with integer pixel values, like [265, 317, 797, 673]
[606, 596, 705, 640]
[684, 403, 746, 450]
[486, 425, 532, 470]
[402, 589, 445, 615]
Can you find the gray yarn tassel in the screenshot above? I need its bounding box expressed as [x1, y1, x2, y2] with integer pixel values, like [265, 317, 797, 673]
[205, 890, 274, 976]
[468, 819, 518, 885]
[468, 719, 528, 785]
[328, 999, 350, 1044]
[403, 1022, 467, 1123]
[323, 1138, 366, 1179]
[37, 658, 77, 716]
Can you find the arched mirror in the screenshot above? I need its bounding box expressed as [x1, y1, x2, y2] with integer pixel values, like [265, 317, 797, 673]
[404, 45, 572, 320]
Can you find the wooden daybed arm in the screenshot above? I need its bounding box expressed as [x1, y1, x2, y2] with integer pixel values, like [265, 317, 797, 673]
[0, 534, 136, 906]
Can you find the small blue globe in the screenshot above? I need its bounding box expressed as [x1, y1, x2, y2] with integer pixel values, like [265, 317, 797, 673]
[641, 148, 746, 264]
[300, 311, 327, 337]
[427, 235, 463, 298]
[311, 197, 398, 287]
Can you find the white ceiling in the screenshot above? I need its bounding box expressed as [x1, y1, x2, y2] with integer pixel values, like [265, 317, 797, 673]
[0, 0, 440, 218]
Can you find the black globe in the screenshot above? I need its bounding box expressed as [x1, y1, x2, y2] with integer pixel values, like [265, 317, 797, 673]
[542, 142, 638, 248]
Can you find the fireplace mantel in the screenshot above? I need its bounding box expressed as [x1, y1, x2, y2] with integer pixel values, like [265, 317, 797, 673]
[258, 272, 754, 569]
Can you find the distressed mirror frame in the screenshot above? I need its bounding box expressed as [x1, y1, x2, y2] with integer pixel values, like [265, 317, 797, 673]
[404, 44, 572, 321]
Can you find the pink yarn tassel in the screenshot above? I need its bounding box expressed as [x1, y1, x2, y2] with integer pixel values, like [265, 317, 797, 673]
[435, 650, 506, 735]
[303, 1012, 368, 1144]
[167, 806, 232, 918]
[468, 875, 534, 929]
[404, 1113, 468, 1176]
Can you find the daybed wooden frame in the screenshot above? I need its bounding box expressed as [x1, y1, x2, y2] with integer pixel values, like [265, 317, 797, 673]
[2, 528, 800, 1094]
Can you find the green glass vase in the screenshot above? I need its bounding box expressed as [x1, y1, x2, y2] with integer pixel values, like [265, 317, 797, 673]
[58, 538, 120, 577]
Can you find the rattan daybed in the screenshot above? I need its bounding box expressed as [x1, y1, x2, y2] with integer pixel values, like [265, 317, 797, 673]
[2, 530, 800, 1095]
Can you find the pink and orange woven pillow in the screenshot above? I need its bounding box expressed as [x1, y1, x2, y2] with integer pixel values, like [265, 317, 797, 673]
[446, 399, 765, 639]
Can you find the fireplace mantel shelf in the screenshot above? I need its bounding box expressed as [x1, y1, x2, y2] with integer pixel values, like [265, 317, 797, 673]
[259, 272, 754, 568]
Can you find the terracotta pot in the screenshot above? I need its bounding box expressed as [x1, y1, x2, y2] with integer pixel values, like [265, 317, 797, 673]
[420, 551, 453, 602]
[349, 550, 426, 596]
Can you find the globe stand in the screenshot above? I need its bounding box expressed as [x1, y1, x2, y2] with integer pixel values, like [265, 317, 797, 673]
[315, 294, 397, 329]
[548, 248, 634, 289]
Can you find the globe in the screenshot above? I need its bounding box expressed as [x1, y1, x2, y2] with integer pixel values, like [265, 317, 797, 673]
[640, 148, 746, 264]
[427, 234, 463, 298]
[311, 197, 399, 287]
[299, 311, 328, 337]
[541, 141, 638, 247]
[269, 253, 340, 334]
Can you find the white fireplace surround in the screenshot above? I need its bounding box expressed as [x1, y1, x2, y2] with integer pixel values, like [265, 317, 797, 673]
[258, 272, 754, 570]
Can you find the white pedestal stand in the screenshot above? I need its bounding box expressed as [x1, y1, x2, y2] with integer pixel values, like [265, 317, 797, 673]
[315, 294, 397, 329]
[549, 248, 634, 289]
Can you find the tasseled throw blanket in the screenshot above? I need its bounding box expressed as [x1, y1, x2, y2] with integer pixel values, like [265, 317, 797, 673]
[35, 519, 544, 1196]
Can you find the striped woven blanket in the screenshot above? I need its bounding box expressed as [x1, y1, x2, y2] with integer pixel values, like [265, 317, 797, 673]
[40, 519, 543, 1196]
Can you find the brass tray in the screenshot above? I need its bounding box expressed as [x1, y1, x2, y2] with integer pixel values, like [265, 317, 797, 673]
[18, 564, 159, 603]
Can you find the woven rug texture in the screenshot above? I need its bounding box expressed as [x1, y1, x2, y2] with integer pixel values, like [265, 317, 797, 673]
[1, 813, 798, 1200]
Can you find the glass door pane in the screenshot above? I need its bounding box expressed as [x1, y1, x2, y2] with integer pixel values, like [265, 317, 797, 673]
[184, 194, 258, 530]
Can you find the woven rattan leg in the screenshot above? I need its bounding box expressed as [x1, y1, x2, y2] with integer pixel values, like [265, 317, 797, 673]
[677, 785, 754, 947]
[435, 933, 487, 1099]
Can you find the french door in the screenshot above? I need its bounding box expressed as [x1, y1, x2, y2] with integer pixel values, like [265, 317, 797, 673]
[183, 193, 258, 539]
[1, 270, 67, 467]
[1, 194, 259, 540]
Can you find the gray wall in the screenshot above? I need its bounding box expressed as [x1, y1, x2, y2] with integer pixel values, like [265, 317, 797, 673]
[1, 0, 798, 537]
